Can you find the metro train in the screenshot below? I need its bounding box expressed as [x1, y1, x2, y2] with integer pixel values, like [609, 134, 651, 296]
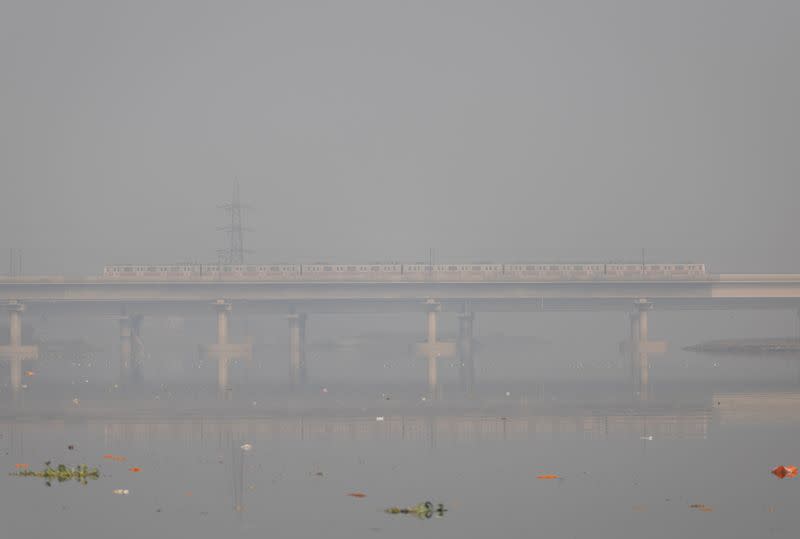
[102, 262, 708, 281]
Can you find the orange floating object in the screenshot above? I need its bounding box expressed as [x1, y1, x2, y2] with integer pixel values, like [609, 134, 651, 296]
[24, 371, 35, 377]
[771, 465, 798, 479]
[536, 474, 561, 480]
[15, 463, 29, 469]
[129, 467, 142, 473]
[347, 492, 367, 498]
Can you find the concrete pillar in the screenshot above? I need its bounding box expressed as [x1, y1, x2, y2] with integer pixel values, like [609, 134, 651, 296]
[638, 308, 648, 343]
[8, 303, 22, 347]
[425, 300, 440, 398]
[130, 314, 144, 383]
[458, 312, 475, 392]
[288, 313, 307, 386]
[8, 302, 23, 392]
[796, 309, 800, 340]
[633, 300, 652, 400]
[628, 312, 639, 383]
[216, 302, 230, 345]
[119, 316, 132, 381]
[214, 300, 232, 393]
[427, 309, 437, 344]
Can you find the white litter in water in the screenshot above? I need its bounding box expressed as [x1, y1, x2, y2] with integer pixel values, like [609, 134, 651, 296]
[640, 436, 654, 441]
[376, 417, 384, 422]
[506, 392, 511, 397]
[72, 398, 80, 405]
[322, 387, 328, 393]
[240, 443, 253, 451]
[113, 489, 130, 495]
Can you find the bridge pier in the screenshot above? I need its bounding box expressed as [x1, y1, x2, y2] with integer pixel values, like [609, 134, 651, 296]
[457, 311, 475, 393]
[130, 314, 144, 384]
[427, 301, 439, 395]
[288, 313, 307, 386]
[631, 300, 652, 400]
[796, 309, 800, 340]
[119, 315, 132, 382]
[215, 300, 232, 393]
[1, 301, 37, 393]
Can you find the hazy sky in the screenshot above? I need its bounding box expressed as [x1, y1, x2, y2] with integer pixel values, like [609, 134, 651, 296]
[1, 0, 798, 273]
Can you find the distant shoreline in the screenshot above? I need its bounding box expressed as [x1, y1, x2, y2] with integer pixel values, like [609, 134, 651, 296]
[684, 338, 800, 354]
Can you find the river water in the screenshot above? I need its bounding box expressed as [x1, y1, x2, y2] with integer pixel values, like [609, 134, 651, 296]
[2, 332, 800, 539]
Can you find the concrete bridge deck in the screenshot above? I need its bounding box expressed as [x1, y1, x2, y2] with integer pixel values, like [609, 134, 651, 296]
[1, 274, 800, 314]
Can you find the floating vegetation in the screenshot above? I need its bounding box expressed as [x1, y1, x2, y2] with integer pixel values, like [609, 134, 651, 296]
[385, 501, 447, 519]
[11, 462, 100, 485]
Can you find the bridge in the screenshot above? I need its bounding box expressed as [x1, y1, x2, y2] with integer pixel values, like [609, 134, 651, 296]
[2, 273, 800, 397]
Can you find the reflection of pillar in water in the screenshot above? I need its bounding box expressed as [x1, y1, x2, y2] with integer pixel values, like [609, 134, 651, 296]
[232, 444, 244, 513]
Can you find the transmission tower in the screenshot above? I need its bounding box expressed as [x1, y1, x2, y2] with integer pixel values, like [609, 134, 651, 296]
[217, 180, 252, 264]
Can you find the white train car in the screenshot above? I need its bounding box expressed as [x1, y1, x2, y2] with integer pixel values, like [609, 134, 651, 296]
[102, 262, 707, 281]
[300, 264, 402, 281]
[200, 264, 300, 280]
[103, 265, 199, 279]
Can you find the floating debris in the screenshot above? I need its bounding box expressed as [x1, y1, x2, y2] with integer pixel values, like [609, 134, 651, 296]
[347, 492, 367, 498]
[640, 436, 654, 441]
[240, 444, 253, 451]
[112, 489, 130, 495]
[376, 417, 385, 422]
[385, 501, 447, 519]
[128, 467, 141, 473]
[690, 504, 713, 512]
[103, 454, 127, 462]
[24, 371, 35, 377]
[12, 463, 100, 484]
[67, 445, 75, 451]
[771, 465, 798, 479]
[536, 474, 561, 480]
[15, 463, 29, 469]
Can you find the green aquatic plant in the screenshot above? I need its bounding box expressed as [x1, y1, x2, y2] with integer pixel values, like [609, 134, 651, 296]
[11, 462, 100, 485]
[385, 501, 447, 519]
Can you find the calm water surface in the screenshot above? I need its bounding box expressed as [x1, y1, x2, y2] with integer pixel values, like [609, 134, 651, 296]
[2, 343, 799, 539]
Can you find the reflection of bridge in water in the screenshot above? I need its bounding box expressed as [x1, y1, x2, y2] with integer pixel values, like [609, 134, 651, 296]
[0, 407, 714, 448]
